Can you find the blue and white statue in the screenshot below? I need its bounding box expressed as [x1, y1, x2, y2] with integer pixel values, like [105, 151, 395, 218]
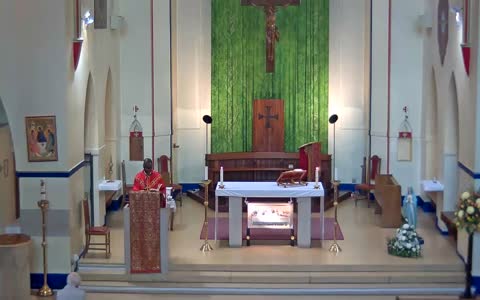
[402, 187, 418, 228]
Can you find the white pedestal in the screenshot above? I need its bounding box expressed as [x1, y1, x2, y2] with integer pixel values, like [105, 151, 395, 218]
[228, 197, 243, 247]
[297, 197, 311, 248]
[0, 234, 31, 300]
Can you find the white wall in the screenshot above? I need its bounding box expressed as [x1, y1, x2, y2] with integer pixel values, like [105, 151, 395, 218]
[118, 0, 172, 169]
[328, 0, 369, 183]
[173, 0, 211, 183]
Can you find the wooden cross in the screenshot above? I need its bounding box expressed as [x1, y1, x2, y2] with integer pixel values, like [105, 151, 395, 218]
[258, 106, 278, 128]
[241, 0, 300, 73]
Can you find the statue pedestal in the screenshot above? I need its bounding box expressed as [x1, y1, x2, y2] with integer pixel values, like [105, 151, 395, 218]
[0, 234, 32, 300]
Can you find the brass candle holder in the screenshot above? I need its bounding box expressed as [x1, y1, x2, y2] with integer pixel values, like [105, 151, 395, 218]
[328, 180, 342, 254]
[37, 180, 53, 297]
[200, 179, 213, 252]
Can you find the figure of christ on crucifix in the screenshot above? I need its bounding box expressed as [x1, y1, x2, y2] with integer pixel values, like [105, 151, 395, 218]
[241, 0, 300, 73]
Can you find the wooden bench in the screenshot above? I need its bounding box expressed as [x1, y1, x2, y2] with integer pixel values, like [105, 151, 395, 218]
[373, 174, 402, 228]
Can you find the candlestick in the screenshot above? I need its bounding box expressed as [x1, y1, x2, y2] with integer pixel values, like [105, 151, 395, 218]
[315, 167, 319, 184]
[40, 179, 46, 200]
[204, 166, 208, 180]
[220, 166, 224, 185]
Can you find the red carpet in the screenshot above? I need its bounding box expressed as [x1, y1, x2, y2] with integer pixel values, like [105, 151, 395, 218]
[200, 217, 344, 241]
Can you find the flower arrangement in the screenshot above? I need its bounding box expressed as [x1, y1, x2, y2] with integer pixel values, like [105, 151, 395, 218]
[387, 223, 422, 258]
[454, 191, 480, 234]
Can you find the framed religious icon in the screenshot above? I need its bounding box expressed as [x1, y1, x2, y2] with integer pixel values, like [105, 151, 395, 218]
[25, 116, 58, 162]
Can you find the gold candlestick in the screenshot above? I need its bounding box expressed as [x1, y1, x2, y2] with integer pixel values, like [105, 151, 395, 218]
[37, 180, 53, 297]
[200, 179, 213, 252]
[328, 180, 342, 254]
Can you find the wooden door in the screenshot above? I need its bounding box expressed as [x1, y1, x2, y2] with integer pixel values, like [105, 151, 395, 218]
[253, 99, 284, 152]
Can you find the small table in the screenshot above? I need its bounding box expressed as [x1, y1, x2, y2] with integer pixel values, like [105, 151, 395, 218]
[422, 180, 444, 192]
[97, 180, 123, 222]
[215, 181, 324, 248]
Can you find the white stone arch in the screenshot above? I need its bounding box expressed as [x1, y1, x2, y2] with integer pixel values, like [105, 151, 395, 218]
[84, 73, 97, 150]
[423, 67, 440, 180]
[103, 67, 117, 179]
[0, 96, 17, 228]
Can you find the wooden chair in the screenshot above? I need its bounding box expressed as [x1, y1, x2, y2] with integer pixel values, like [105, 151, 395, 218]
[82, 199, 111, 258]
[354, 155, 381, 207]
[158, 155, 183, 231]
[121, 160, 129, 208]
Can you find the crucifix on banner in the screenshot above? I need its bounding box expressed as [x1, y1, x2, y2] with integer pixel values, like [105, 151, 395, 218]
[397, 106, 413, 161]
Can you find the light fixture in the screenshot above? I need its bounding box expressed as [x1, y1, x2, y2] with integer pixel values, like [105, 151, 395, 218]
[83, 10, 94, 27]
[329, 114, 338, 181]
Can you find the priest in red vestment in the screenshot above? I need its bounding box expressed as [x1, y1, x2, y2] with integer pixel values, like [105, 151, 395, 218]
[132, 158, 166, 194]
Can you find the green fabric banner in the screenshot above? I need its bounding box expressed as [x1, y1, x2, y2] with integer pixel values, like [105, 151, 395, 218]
[211, 0, 329, 153]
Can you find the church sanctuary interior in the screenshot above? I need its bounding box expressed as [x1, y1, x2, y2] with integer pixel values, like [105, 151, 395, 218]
[2, 0, 480, 299]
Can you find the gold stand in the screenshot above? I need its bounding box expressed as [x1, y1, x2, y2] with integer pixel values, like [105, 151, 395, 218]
[200, 179, 213, 252]
[328, 180, 342, 254]
[37, 183, 53, 297]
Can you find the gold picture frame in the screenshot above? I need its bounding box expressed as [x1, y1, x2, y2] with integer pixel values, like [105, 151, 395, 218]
[25, 116, 58, 162]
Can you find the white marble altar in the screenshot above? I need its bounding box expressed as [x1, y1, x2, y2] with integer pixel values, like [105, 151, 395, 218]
[215, 182, 324, 248]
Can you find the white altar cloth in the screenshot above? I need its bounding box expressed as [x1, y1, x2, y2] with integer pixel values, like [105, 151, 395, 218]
[215, 181, 325, 248]
[98, 180, 122, 191]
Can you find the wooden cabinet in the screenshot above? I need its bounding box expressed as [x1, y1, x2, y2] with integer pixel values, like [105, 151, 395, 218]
[206, 151, 331, 192]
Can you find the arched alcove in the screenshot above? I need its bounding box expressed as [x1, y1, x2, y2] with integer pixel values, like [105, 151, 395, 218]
[423, 68, 440, 180]
[83, 74, 95, 223]
[0, 97, 17, 229]
[104, 68, 116, 180]
[441, 73, 460, 213]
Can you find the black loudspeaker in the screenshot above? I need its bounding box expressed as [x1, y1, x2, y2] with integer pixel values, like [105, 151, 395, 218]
[94, 0, 108, 29]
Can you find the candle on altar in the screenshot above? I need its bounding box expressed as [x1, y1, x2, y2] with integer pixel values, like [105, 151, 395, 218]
[40, 179, 46, 200]
[315, 167, 319, 185]
[204, 166, 208, 180]
[220, 166, 224, 185]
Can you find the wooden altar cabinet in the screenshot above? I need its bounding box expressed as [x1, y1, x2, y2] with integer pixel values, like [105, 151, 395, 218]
[124, 191, 169, 276]
[206, 151, 332, 194]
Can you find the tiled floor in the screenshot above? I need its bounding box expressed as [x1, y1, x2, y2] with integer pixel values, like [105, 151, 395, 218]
[80, 195, 462, 270]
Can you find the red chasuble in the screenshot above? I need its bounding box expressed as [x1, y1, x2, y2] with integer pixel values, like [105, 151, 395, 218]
[132, 170, 166, 194]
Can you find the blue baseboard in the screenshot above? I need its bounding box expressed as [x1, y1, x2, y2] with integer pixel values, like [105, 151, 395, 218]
[339, 183, 356, 192]
[31, 273, 68, 290]
[422, 201, 436, 213]
[473, 276, 480, 295]
[106, 197, 123, 212]
[181, 183, 201, 192]
[417, 196, 436, 213]
[435, 216, 449, 236]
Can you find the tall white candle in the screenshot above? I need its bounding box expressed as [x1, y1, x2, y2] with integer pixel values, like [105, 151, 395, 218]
[41, 179, 46, 200]
[315, 167, 319, 185]
[204, 166, 208, 180]
[220, 166, 224, 185]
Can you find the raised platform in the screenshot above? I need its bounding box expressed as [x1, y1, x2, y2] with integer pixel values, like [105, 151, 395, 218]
[187, 186, 350, 213]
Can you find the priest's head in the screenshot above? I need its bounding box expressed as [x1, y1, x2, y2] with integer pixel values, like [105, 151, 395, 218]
[143, 158, 153, 175]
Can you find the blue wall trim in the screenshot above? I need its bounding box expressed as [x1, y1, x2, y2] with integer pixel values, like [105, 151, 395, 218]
[17, 160, 85, 178]
[458, 161, 480, 179]
[181, 183, 201, 192]
[435, 216, 449, 236]
[339, 183, 356, 192]
[473, 276, 480, 295]
[31, 273, 68, 290]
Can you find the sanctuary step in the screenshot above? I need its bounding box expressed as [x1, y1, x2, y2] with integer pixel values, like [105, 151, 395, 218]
[186, 185, 350, 213]
[78, 263, 465, 285]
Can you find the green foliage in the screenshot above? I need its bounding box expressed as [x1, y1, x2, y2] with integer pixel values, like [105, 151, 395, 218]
[211, 0, 329, 153]
[455, 191, 480, 234]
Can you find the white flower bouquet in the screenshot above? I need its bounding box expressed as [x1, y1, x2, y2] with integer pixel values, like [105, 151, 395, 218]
[387, 223, 422, 258]
[454, 191, 480, 234]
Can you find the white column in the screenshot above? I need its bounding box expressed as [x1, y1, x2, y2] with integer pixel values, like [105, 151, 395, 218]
[297, 197, 311, 248]
[228, 197, 242, 247]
